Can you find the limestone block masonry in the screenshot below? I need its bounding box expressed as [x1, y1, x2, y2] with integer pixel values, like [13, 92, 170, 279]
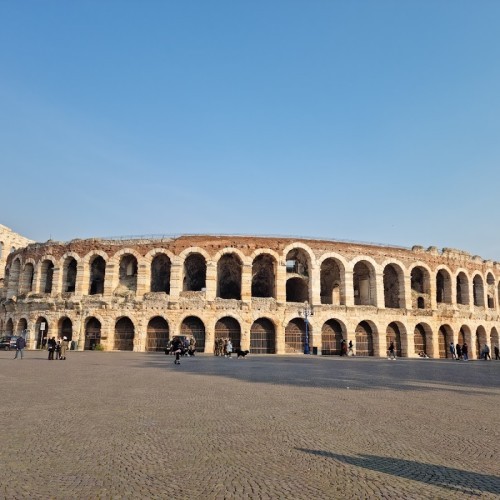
[1, 231, 499, 359]
[0, 224, 33, 282]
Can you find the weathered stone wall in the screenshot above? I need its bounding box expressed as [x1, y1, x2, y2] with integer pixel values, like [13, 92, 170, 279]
[0, 225, 34, 283]
[1, 234, 499, 359]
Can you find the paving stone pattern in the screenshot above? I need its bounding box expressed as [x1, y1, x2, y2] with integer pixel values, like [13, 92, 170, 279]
[1, 351, 499, 499]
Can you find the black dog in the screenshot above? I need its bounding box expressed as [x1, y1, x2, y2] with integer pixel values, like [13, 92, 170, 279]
[236, 349, 250, 359]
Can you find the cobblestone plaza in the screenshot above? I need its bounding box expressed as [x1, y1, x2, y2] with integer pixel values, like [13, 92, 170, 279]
[1, 352, 499, 499]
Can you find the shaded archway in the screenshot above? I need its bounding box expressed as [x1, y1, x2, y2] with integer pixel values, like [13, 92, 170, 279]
[63, 257, 77, 293]
[383, 264, 404, 308]
[355, 321, 374, 356]
[119, 255, 138, 292]
[475, 326, 487, 358]
[180, 316, 205, 352]
[411, 266, 430, 309]
[251, 254, 276, 298]
[214, 317, 241, 351]
[436, 270, 452, 304]
[58, 317, 73, 341]
[353, 261, 375, 306]
[456, 272, 470, 305]
[386, 322, 403, 357]
[490, 328, 499, 352]
[286, 277, 309, 303]
[85, 317, 101, 350]
[5, 318, 14, 335]
[183, 253, 206, 291]
[413, 323, 430, 357]
[16, 318, 28, 335]
[146, 316, 169, 351]
[150, 254, 171, 293]
[114, 317, 135, 351]
[89, 256, 106, 295]
[20, 263, 34, 294]
[285, 318, 310, 354]
[250, 318, 276, 354]
[486, 273, 495, 309]
[320, 258, 344, 305]
[35, 316, 49, 349]
[473, 275, 485, 307]
[40, 260, 54, 294]
[8, 259, 21, 296]
[321, 319, 344, 355]
[438, 325, 452, 358]
[217, 254, 242, 300]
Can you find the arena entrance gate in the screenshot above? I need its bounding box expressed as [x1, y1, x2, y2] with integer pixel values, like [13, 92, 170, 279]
[355, 321, 374, 356]
[85, 318, 101, 350]
[181, 316, 205, 352]
[321, 320, 343, 355]
[250, 318, 276, 354]
[285, 318, 310, 354]
[114, 317, 134, 351]
[146, 317, 169, 352]
[214, 317, 241, 353]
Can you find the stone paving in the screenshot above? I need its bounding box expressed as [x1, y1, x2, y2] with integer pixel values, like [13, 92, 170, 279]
[0, 350, 499, 499]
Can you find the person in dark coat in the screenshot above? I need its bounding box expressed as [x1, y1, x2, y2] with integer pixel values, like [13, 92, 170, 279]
[462, 342, 469, 361]
[47, 337, 56, 360]
[171, 337, 183, 365]
[14, 336, 26, 359]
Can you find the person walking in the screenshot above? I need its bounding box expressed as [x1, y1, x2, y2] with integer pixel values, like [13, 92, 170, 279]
[47, 337, 56, 360]
[456, 344, 462, 360]
[13, 335, 26, 359]
[226, 339, 233, 358]
[483, 344, 491, 360]
[449, 342, 457, 360]
[348, 340, 354, 356]
[462, 342, 469, 361]
[388, 341, 396, 360]
[494, 345, 500, 360]
[60, 336, 69, 360]
[171, 337, 183, 365]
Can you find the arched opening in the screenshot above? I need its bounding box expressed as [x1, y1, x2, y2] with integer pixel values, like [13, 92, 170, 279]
[486, 273, 495, 309]
[35, 317, 49, 349]
[383, 264, 403, 308]
[40, 260, 54, 294]
[63, 257, 77, 293]
[119, 255, 138, 292]
[16, 318, 28, 335]
[217, 253, 242, 300]
[89, 256, 106, 295]
[355, 321, 374, 356]
[150, 254, 171, 293]
[8, 259, 21, 296]
[183, 253, 206, 291]
[214, 317, 241, 352]
[5, 318, 14, 335]
[321, 319, 343, 355]
[475, 326, 487, 358]
[286, 277, 309, 303]
[320, 258, 344, 305]
[473, 275, 485, 307]
[146, 317, 169, 351]
[250, 318, 275, 354]
[411, 266, 430, 309]
[20, 263, 34, 294]
[285, 248, 310, 278]
[251, 254, 276, 298]
[490, 328, 499, 353]
[85, 317, 101, 350]
[386, 322, 403, 357]
[436, 270, 452, 304]
[285, 318, 310, 354]
[456, 272, 470, 305]
[180, 316, 205, 352]
[413, 324, 428, 357]
[58, 317, 73, 341]
[438, 325, 452, 358]
[353, 261, 375, 306]
[114, 317, 135, 351]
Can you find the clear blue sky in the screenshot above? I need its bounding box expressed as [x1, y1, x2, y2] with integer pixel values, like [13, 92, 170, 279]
[1, 1, 499, 260]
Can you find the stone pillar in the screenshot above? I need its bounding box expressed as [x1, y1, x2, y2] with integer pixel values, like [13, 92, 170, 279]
[134, 318, 145, 352]
[75, 262, 87, 296]
[276, 263, 287, 303]
[136, 261, 148, 297]
[430, 275, 437, 310]
[205, 262, 216, 301]
[275, 322, 285, 354]
[344, 268, 354, 307]
[104, 263, 116, 297]
[240, 320, 251, 351]
[241, 263, 252, 302]
[169, 261, 182, 300]
[403, 273, 412, 310]
[205, 320, 215, 354]
[374, 272, 385, 308]
[310, 265, 321, 306]
[450, 276, 457, 308]
[51, 266, 62, 296]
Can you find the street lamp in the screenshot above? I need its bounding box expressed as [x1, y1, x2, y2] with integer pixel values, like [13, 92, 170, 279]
[299, 301, 312, 355]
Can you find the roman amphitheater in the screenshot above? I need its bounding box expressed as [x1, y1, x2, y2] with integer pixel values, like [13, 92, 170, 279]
[1, 224, 499, 358]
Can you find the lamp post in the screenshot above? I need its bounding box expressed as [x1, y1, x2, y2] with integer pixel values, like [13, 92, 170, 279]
[300, 301, 312, 355]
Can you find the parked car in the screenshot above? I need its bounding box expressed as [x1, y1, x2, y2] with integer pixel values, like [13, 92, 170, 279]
[0, 336, 20, 350]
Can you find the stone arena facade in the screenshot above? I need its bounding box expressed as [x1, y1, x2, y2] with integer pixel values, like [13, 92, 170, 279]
[1, 228, 499, 359]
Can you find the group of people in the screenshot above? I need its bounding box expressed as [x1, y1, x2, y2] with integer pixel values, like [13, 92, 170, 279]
[339, 339, 355, 357]
[449, 341, 499, 361]
[46, 336, 69, 360]
[214, 337, 233, 357]
[167, 336, 196, 365]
